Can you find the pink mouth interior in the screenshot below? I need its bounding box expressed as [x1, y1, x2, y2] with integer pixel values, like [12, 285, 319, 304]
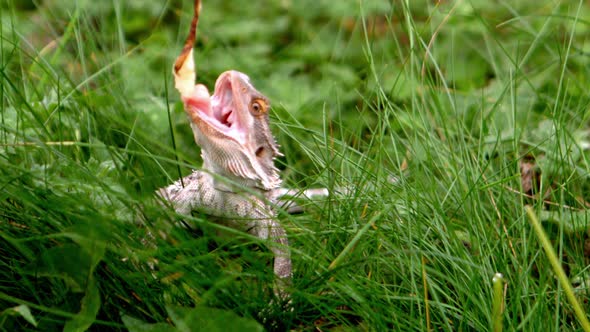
[185, 77, 245, 142]
[214, 80, 236, 128]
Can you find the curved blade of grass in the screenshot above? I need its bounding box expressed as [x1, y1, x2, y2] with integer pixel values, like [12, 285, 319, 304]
[328, 212, 381, 271]
[525, 206, 590, 332]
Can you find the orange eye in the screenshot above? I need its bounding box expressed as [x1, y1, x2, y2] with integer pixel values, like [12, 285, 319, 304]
[250, 99, 268, 115]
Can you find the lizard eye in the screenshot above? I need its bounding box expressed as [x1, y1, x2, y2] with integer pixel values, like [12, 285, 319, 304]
[249, 99, 268, 115]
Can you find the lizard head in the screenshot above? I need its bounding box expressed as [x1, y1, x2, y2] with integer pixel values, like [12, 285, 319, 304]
[182, 70, 282, 190]
[172, 0, 281, 190]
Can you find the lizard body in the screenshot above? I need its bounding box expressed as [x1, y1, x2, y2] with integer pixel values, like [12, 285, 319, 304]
[160, 171, 291, 281]
[160, 0, 292, 292]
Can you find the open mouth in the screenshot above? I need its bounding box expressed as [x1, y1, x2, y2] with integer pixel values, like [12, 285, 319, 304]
[185, 73, 246, 143]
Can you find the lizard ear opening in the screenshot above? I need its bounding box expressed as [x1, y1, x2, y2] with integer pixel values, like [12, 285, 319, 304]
[255, 146, 265, 158]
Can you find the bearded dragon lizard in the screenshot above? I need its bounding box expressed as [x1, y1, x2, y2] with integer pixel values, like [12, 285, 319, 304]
[159, 0, 326, 295]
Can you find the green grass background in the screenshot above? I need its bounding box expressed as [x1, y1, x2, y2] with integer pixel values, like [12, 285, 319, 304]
[2, 0, 590, 330]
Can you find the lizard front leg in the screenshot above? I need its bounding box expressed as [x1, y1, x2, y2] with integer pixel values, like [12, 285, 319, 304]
[211, 190, 292, 294]
[238, 212, 292, 281]
[253, 217, 292, 298]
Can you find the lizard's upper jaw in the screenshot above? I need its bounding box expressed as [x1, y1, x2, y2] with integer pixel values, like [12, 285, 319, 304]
[185, 70, 252, 144]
